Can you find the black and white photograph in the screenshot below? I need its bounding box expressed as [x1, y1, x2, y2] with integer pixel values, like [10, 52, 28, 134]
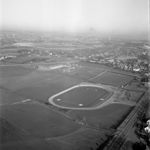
[0, 0, 149, 150]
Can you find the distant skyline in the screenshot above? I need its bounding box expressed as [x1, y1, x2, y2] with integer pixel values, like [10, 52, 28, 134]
[0, 0, 149, 34]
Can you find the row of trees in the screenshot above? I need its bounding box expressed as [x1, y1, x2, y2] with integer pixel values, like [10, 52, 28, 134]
[134, 99, 150, 150]
[114, 58, 149, 73]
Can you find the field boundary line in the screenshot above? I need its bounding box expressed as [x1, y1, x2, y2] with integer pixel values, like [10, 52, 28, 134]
[88, 70, 107, 81]
[0, 99, 32, 106]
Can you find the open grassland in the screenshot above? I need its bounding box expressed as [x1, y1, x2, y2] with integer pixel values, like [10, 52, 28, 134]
[55, 128, 113, 150]
[0, 62, 139, 150]
[1, 102, 81, 138]
[90, 71, 134, 87]
[1, 128, 113, 150]
[59, 64, 105, 81]
[0, 67, 83, 102]
[67, 103, 133, 129]
[0, 65, 34, 78]
[0, 118, 32, 144]
[0, 102, 133, 150]
[0, 89, 25, 105]
[13, 73, 82, 102]
[2, 55, 50, 64]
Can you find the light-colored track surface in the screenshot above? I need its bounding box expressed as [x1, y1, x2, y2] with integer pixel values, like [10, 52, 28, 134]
[48, 82, 118, 110]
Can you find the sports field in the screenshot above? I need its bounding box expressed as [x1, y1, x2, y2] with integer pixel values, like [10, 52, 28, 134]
[90, 71, 134, 87]
[51, 85, 109, 108]
[60, 64, 105, 80]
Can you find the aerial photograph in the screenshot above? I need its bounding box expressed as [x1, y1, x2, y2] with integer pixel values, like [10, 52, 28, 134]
[0, 0, 149, 150]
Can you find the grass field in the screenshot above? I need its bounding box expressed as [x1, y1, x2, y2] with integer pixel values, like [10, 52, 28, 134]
[53, 85, 109, 108]
[0, 88, 25, 105]
[1, 128, 113, 150]
[2, 55, 49, 64]
[0, 67, 82, 102]
[14, 74, 82, 102]
[56, 128, 113, 150]
[67, 103, 133, 129]
[0, 65, 34, 78]
[0, 118, 33, 144]
[1, 102, 81, 138]
[90, 71, 134, 87]
[60, 64, 105, 80]
[0, 62, 139, 150]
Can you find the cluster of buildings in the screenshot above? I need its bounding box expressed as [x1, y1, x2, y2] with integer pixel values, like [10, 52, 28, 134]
[85, 52, 149, 74]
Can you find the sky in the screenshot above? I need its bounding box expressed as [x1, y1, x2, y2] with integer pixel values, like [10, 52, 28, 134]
[0, 0, 149, 33]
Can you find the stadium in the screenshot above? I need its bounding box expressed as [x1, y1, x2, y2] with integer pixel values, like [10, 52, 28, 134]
[49, 83, 114, 110]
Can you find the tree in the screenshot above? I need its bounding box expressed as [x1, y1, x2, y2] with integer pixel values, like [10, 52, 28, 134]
[132, 141, 146, 150]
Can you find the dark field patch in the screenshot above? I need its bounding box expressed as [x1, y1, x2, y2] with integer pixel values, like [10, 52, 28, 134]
[53, 86, 109, 107]
[14, 74, 82, 102]
[0, 118, 31, 144]
[61, 65, 105, 80]
[1, 138, 74, 150]
[114, 90, 144, 103]
[2, 56, 49, 64]
[0, 65, 34, 78]
[78, 61, 111, 70]
[67, 103, 133, 129]
[0, 128, 113, 150]
[0, 88, 25, 105]
[90, 71, 134, 87]
[58, 128, 113, 150]
[2, 69, 81, 88]
[1, 102, 81, 138]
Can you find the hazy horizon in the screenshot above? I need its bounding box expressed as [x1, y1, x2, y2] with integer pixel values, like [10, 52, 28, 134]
[0, 0, 149, 34]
